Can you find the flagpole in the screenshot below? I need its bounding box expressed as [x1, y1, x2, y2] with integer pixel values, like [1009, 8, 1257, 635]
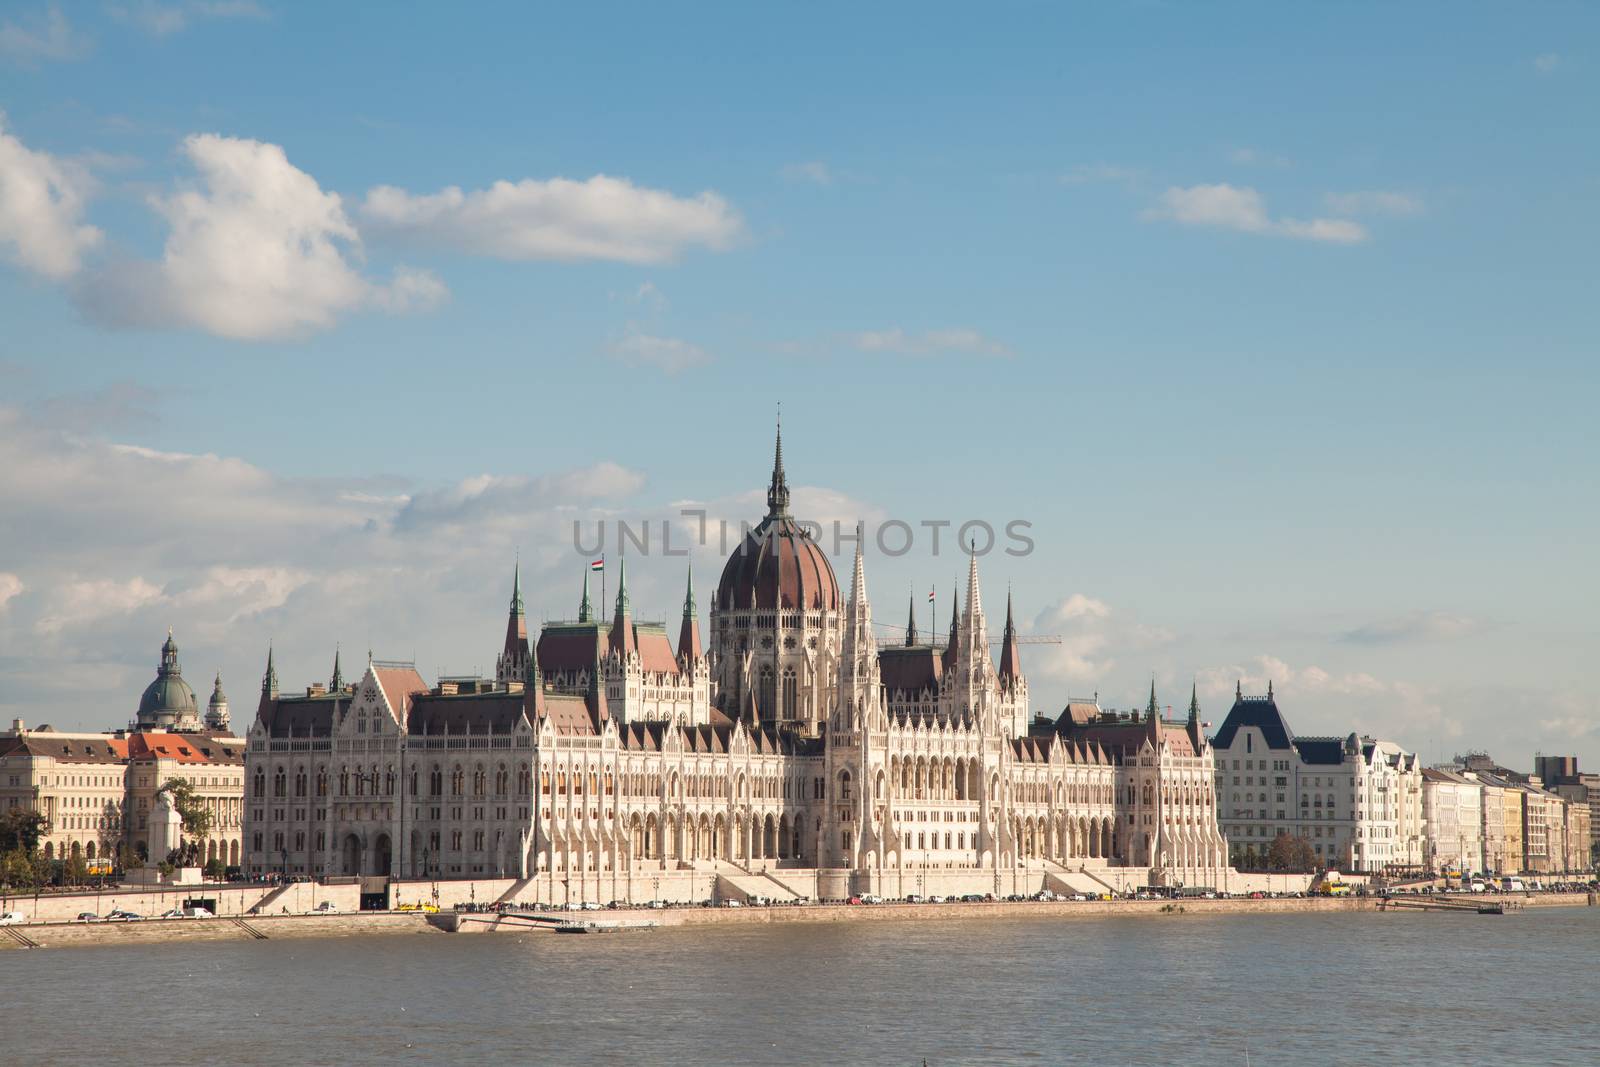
[601, 554, 606, 622]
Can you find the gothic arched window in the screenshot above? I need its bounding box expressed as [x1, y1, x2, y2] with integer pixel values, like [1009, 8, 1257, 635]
[782, 668, 798, 722]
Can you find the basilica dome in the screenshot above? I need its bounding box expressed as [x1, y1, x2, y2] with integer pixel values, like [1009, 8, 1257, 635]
[715, 426, 841, 612]
[136, 630, 201, 730]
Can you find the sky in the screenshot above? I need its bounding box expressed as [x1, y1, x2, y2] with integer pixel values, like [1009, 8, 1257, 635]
[0, 2, 1595, 767]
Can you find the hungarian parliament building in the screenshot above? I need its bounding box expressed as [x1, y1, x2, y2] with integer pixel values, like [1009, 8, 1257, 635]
[242, 429, 1233, 901]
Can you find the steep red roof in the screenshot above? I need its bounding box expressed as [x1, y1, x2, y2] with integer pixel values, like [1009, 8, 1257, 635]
[374, 666, 428, 722]
[636, 628, 680, 674]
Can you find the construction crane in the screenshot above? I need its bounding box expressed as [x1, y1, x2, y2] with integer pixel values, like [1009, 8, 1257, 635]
[870, 621, 1061, 646]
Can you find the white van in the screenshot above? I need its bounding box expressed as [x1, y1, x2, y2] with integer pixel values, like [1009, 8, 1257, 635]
[0, 911, 27, 926]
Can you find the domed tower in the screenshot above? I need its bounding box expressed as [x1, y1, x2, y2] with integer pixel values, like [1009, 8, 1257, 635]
[136, 629, 201, 732]
[711, 420, 842, 734]
[205, 671, 231, 732]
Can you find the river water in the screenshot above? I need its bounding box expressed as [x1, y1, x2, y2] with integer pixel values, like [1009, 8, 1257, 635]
[5, 908, 1596, 1065]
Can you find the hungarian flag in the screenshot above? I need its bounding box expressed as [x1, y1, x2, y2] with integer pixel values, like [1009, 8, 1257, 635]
[591, 558, 605, 572]
[927, 588, 936, 603]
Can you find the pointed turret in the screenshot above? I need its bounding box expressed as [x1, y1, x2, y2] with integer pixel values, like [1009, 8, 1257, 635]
[206, 671, 230, 731]
[610, 553, 636, 656]
[498, 559, 530, 683]
[765, 415, 791, 518]
[330, 646, 344, 692]
[838, 524, 880, 712]
[578, 567, 593, 623]
[523, 636, 546, 718]
[963, 540, 983, 621]
[1145, 679, 1163, 743]
[905, 593, 919, 646]
[261, 645, 278, 697]
[943, 583, 959, 664]
[678, 564, 703, 661]
[586, 648, 609, 726]
[998, 588, 1022, 684]
[1186, 681, 1204, 751]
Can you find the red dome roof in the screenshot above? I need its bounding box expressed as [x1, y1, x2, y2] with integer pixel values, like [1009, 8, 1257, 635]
[714, 421, 841, 613]
[716, 516, 840, 611]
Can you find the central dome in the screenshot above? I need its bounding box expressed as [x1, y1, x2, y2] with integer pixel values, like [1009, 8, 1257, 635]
[137, 630, 200, 730]
[714, 425, 841, 612]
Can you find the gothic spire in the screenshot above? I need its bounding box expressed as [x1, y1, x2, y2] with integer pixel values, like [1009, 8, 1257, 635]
[998, 587, 1022, 682]
[847, 524, 867, 608]
[610, 553, 636, 656]
[943, 583, 959, 663]
[614, 553, 630, 618]
[579, 567, 593, 623]
[1188, 681, 1201, 721]
[905, 592, 918, 646]
[963, 539, 983, 620]
[1146, 679, 1159, 719]
[766, 413, 791, 518]
[261, 645, 278, 697]
[330, 645, 344, 692]
[678, 563, 703, 661]
[510, 557, 524, 616]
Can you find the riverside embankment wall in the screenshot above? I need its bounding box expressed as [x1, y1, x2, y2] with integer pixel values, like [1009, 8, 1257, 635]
[5, 892, 1590, 951]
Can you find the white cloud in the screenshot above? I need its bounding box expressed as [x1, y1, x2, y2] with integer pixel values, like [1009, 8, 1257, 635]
[851, 327, 1011, 358]
[1340, 610, 1480, 645]
[1197, 654, 1458, 745]
[1323, 190, 1423, 217]
[0, 572, 22, 610]
[1145, 183, 1367, 244]
[360, 174, 743, 264]
[781, 160, 833, 186]
[0, 4, 88, 63]
[35, 576, 164, 635]
[74, 133, 444, 340]
[1026, 593, 1173, 688]
[107, 1, 268, 37]
[0, 117, 103, 279]
[607, 331, 711, 374]
[1534, 52, 1561, 74]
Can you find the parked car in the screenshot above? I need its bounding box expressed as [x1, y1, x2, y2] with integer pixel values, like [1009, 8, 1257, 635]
[718, 899, 744, 908]
[581, 901, 603, 911]
[106, 909, 143, 921]
[647, 899, 667, 909]
[928, 895, 947, 904]
[859, 894, 882, 905]
[75, 912, 101, 922]
[0, 911, 27, 926]
[312, 901, 340, 913]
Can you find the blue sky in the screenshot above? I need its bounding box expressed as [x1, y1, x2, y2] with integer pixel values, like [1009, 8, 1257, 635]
[0, 2, 1595, 766]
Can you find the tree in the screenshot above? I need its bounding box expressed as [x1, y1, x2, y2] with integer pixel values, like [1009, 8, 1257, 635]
[0, 809, 47, 855]
[1266, 832, 1318, 873]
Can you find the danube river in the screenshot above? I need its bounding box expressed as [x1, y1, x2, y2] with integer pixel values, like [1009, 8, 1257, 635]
[5, 908, 1594, 1065]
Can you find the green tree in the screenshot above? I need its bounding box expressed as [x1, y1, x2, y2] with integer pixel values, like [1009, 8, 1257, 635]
[0, 809, 47, 855]
[1, 848, 39, 888]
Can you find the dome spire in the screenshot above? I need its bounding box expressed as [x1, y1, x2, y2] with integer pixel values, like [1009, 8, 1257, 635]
[766, 409, 791, 518]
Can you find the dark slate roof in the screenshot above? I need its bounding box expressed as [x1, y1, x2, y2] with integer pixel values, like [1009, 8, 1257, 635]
[259, 696, 341, 738]
[407, 692, 528, 735]
[1293, 737, 1345, 765]
[1210, 696, 1295, 751]
[878, 645, 943, 695]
